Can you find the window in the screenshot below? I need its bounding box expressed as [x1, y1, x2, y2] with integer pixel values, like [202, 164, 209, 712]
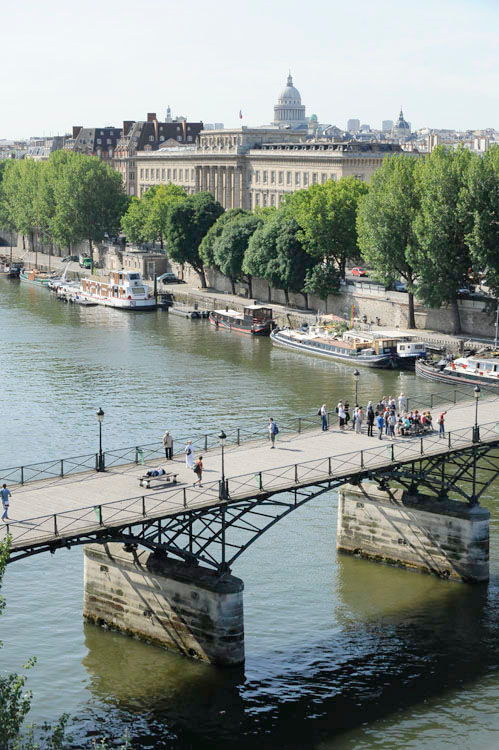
[255, 171, 260, 183]
[263, 171, 268, 184]
[262, 193, 267, 206]
[100, 130, 104, 135]
[255, 193, 260, 205]
[287, 171, 292, 185]
[271, 171, 276, 184]
[140, 168, 144, 179]
[278, 171, 284, 185]
[191, 169, 195, 181]
[96, 138, 102, 145]
[321, 173, 327, 184]
[173, 169, 177, 180]
[162, 169, 165, 179]
[303, 173, 309, 186]
[312, 173, 318, 184]
[159, 135, 164, 142]
[295, 173, 301, 186]
[145, 169, 149, 179]
[187, 135, 192, 142]
[167, 169, 171, 179]
[107, 139, 111, 145]
[177, 136, 182, 141]
[187, 126, 191, 132]
[130, 172, 135, 181]
[271, 194, 276, 205]
[156, 169, 159, 179]
[149, 135, 154, 142]
[179, 169, 183, 180]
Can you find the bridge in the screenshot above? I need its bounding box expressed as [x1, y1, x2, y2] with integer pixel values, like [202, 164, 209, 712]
[2, 390, 499, 666]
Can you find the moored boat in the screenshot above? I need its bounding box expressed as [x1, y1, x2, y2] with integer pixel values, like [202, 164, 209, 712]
[416, 354, 499, 390]
[79, 271, 156, 310]
[20, 268, 54, 286]
[270, 326, 397, 368]
[209, 305, 274, 336]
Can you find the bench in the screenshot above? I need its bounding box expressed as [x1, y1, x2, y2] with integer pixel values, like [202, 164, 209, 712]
[139, 472, 179, 489]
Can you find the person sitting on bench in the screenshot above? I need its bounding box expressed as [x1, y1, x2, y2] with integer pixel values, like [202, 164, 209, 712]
[145, 468, 166, 478]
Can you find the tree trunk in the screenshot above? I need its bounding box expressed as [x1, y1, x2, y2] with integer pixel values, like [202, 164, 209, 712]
[160, 235, 164, 250]
[340, 257, 346, 280]
[230, 277, 236, 295]
[268, 283, 272, 303]
[450, 299, 462, 334]
[22, 235, 26, 250]
[303, 291, 309, 309]
[284, 288, 290, 305]
[247, 275, 253, 299]
[407, 291, 416, 329]
[197, 267, 207, 288]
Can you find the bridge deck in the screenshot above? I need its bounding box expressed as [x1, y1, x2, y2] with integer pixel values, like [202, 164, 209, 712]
[2, 396, 499, 553]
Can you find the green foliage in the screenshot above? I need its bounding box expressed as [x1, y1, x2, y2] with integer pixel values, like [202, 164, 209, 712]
[303, 261, 340, 304]
[165, 192, 224, 287]
[121, 196, 148, 246]
[199, 208, 247, 268]
[285, 177, 368, 278]
[212, 213, 262, 294]
[142, 184, 186, 248]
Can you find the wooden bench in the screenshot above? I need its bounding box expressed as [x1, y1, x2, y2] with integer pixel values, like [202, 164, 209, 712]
[139, 472, 179, 489]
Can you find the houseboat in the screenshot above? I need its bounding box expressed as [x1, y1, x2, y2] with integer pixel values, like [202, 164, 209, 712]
[19, 268, 54, 287]
[209, 305, 274, 336]
[79, 271, 156, 310]
[416, 354, 499, 390]
[346, 330, 427, 369]
[270, 326, 397, 368]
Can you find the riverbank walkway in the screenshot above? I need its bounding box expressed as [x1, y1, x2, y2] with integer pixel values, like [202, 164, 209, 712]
[2, 393, 499, 557]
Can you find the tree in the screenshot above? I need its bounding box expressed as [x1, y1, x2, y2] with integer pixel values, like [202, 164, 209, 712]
[11, 159, 41, 250]
[243, 214, 279, 302]
[303, 261, 340, 312]
[357, 155, 421, 328]
[165, 192, 224, 287]
[143, 184, 186, 248]
[286, 177, 368, 279]
[212, 213, 262, 296]
[121, 196, 148, 246]
[411, 146, 476, 334]
[199, 208, 247, 269]
[464, 145, 499, 301]
[265, 213, 316, 306]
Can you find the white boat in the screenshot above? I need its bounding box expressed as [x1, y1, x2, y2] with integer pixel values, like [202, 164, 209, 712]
[79, 271, 156, 310]
[416, 353, 499, 390]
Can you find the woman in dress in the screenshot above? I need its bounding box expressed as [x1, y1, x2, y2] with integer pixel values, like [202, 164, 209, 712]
[184, 440, 194, 469]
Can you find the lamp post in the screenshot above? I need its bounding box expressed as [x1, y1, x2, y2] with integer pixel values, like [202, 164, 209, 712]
[353, 369, 360, 406]
[473, 386, 480, 442]
[218, 429, 227, 500]
[97, 408, 105, 472]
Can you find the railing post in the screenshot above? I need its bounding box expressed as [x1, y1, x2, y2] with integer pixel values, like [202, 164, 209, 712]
[298, 417, 302, 434]
[98, 505, 103, 526]
[391, 444, 395, 462]
[135, 447, 139, 464]
[95, 453, 99, 472]
[204, 434, 208, 451]
[454, 390, 457, 404]
[142, 496, 146, 517]
[430, 393, 434, 408]
[294, 464, 298, 483]
[328, 457, 332, 475]
[60, 459, 64, 478]
[183, 488, 187, 508]
[53, 514, 58, 535]
[448, 432, 451, 449]
[237, 428, 240, 446]
[406, 398, 410, 413]
[360, 450, 364, 469]
[420, 437, 424, 455]
[20, 466, 24, 485]
[258, 472, 263, 490]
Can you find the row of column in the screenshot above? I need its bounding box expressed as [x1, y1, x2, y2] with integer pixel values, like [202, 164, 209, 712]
[195, 166, 243, 209]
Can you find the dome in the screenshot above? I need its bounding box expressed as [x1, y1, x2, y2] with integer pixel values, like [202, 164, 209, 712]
[395, 107, 410, 130]
[278, 74, 302, 104]
[273, 72, 307, 129]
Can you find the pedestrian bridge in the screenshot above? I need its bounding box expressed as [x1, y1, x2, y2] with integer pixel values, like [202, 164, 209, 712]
[2, 393, 499, 571]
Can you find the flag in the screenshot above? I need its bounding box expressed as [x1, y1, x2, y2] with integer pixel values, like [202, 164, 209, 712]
[239, 110, 243, 120]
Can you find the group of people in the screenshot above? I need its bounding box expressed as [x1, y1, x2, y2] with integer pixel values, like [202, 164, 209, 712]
[331, 393, 447, 441]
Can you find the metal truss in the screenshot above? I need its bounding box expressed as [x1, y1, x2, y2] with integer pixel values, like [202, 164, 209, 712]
[8, 439, 499, 574]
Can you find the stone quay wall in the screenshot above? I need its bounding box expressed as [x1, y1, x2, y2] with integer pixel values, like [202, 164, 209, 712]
[337, 484, 490, 583]
[83, 543, 245, 666]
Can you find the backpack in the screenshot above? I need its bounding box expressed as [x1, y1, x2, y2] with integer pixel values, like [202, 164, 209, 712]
[274, 424, 279, 434]
[317, 408, 322, 416]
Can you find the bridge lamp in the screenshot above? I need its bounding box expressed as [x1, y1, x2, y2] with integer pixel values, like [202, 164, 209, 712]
[353, 370, 360, 405]
[473, 386, 480, 442]
[96, 408, 105, 472]
[218, 430, 227, 500]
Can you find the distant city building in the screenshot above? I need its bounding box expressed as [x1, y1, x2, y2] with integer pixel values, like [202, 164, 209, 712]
[382, 120, 393, 132]
[392, 108, 411, 141]
[26, 135, 69, 161]
[204, 123, 225, 130]
[360, 124, 371, 132]
[73, 126, 122, 163]
[273, 72, 308, 130]
[347, 119, 360, 132]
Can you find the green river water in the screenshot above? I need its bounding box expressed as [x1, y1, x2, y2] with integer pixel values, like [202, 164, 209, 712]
[1, 278, 499, 749]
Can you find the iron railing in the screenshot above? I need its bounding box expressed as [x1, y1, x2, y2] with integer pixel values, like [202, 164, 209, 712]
[0, 384, 489, 489]
[4, 417, 499, 552]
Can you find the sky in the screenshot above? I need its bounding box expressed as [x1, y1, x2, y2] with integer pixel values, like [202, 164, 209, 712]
[2, 0, 499, 139]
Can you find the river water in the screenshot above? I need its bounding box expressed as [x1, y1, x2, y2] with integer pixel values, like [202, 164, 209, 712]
[1, 278, 499, 749]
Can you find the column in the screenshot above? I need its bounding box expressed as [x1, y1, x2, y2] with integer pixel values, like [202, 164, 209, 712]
[209, 166, 216, 197]
[201, 166, 207, 191]
[216, 166, 224, 204]
[84, 542, 245, 666]
[225, 167, 233, 209]
[233, 168, 241, 208]
[195, 166, 201, 193]
[337, 484, 490, 583]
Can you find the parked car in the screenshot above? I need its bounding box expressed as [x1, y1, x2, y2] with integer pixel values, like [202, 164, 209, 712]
[351, 267, 368, 277]
[61, 255, 78, 263]
[392, 280, 408, 292]
[157, 272, 183, 284]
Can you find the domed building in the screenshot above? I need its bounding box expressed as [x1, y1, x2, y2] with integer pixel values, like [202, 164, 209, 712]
[392, 107, 411, 140]
[273, 72, 308, 130]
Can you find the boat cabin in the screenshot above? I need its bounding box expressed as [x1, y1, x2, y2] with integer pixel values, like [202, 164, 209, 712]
[243, 305, 273, 321]
[81, 271, 149, 301]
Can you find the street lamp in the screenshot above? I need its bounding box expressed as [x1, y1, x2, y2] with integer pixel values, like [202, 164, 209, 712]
[96, 408, 105, 472]
[218, 429, 227, 500]
[353, 369, 360, 405]
[473, 386, 480, 442]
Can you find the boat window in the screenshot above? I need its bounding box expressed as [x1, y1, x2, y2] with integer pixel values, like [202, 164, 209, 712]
[399, 345, 405, 351]
[132, 287, 145, 295]
[129, 273, 140, 280]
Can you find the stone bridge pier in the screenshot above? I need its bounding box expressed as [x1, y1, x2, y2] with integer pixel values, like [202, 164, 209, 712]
[83, 543, 245, 666]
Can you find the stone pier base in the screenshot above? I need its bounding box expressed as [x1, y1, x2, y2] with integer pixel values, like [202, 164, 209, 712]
[83, 543, 245, 666]
[337, 484, 490, 582]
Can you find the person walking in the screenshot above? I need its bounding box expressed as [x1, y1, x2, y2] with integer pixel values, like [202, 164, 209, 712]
[398, 392, 406, 414]
[1, 484, 11, 522]
[355, 406, 364, 434]
[193, 456, 203, 486]
[184, 440, 194, 469]
[338, 403, 346, 431]
[162, 430, 173, 460]
[268, 417, 278, 448]
[438, 411, 447, 438]
[376, 412, 384, 440]
[388, 410, 396, 440]
[320, 404, 328, 431]
[351, 405, 357, 431]
[367, 403, 375, 437]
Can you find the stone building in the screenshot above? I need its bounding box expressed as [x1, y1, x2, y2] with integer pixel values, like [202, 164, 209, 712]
[72, 125, 122, 163]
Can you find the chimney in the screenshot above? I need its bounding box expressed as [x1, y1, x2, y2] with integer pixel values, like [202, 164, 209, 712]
[73, 126, 82, 139]
[147, 113, 157, 122]
[123, 120, 134, 136]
